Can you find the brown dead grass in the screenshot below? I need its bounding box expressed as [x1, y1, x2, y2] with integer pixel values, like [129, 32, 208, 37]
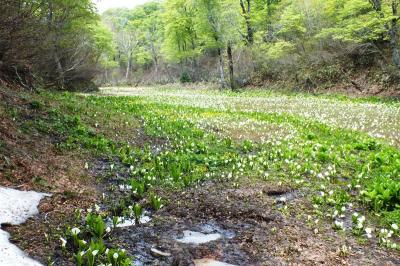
[0, 87, 99, 263]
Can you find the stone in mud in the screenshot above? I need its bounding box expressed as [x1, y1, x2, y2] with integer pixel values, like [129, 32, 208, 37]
[150, 247, 172, 257]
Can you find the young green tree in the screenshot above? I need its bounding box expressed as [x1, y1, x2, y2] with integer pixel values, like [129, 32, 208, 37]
[193, 0, 242, 90]
[163, 0, 199, 77]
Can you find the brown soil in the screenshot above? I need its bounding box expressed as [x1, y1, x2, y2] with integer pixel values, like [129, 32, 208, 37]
[0, 87, 99, 263]
[110, 179, 400, 265]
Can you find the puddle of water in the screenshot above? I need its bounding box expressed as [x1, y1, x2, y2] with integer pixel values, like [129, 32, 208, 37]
[0, 186, 51, 266]
[176, 231, 222, 244]
[108, 215, 151, 228]
[200, 223, 235, 239]
[194, 259, 236, 266]
[119, 184, 132, 191]
[272, 190, 299, 207]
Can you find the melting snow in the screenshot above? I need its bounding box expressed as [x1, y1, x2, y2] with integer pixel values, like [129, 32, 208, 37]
[0, 186, 51, 266]
[176, 231, 222, 244]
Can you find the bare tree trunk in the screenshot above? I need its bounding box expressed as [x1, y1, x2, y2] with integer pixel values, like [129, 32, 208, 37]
[227, 42, 235, 91]
[240, 0, 254, 45]
[125, 55, 131, 81]
[264, 0, 273, 42]
[218, 48, 226, 89]
[370, 0, 400, 69]
[54, 51, 64, 88]
[390, 1, 400, 69]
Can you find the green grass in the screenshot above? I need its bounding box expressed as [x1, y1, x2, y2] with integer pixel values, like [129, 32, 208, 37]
[27, 88, 400, 262]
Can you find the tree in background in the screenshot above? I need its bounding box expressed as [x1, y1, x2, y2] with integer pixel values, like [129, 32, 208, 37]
[192, 0, 242, 90]
[0, 0, 112, 90]
[163, 0, 199, 81]
[97, 0, 400, 92]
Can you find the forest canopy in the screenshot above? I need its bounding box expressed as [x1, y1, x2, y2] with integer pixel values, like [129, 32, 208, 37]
[99, 0, 400, 92]
[2, 0, 400, 92]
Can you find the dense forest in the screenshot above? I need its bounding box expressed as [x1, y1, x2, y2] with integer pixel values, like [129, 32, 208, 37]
[98, 0, 400, 93]
[2, 0, 400, 93]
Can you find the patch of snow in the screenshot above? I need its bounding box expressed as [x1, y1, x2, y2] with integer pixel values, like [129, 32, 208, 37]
[176, 231, 221, 244]
[0, 230, 43, 266]
[194, 258, 236, 266]
[0, 187, 51, 225]
[0, 186, 51, 266]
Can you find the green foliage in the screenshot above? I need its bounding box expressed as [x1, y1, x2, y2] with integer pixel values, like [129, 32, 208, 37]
[364, 177, 400, 211]
[180, 72, 192, 83]
[149, 193, 164, 210]
[86, 214, 106, 239]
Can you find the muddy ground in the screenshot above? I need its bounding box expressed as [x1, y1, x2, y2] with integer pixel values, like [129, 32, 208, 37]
[0, 87, 399, 266]
[106, 179, 400, 266]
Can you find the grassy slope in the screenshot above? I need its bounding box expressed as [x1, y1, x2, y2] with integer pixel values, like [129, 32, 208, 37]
[1, 87, 399, 264]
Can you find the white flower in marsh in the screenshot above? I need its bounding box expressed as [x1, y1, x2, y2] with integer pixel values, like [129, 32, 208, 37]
[95, 204, 100, 212]
[60, 237, 67, 247]
[92, 250, 99, 256]
[87, 208, 92, 213]
[357, 223, 363, 229]
[365, 228, 373, 238]
[334, 220, 345, 230]
[105, 248, 109, 255]
[113, 252, 119, 259]
[365, 227, 373, 234]
[358, 216, 365, 223]
[106, 227, 111, 233]
[84, 162, 89, 169]
[392, 224, 399, 230]
[80, 251, 86, 256]
[71, 227, 80, 235]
